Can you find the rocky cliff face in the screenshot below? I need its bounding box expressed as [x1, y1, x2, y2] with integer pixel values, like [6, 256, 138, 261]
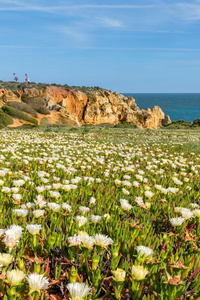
[0, 85, 171, 129]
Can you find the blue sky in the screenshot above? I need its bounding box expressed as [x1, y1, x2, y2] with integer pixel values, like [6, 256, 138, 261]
[0, 0, 200, 92]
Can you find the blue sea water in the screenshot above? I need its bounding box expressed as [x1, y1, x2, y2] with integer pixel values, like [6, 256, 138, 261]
[124, 93, 200, 122]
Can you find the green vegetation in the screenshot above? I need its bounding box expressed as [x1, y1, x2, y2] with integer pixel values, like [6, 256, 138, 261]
[0, 130, 199, 299]
[0, 109, 13, 128]
[2, 105, 38, 126]
[164, 119, 200, 129]
[6, 101, 38, 117]
[22, 98, 50, 115]
[114, 121, 137, 128]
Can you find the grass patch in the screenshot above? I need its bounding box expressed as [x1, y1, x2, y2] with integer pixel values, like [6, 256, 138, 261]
[22, 98, 50, 115]
[6, 101, 37, 117]
[0, 109, 13, 128]
[2, 105, 38, 126]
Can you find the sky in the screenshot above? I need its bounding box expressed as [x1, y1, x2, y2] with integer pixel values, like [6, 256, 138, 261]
[0, 0, 200, 93]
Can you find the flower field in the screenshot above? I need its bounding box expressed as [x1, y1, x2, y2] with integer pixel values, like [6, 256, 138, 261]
[0, 129, 199, 299]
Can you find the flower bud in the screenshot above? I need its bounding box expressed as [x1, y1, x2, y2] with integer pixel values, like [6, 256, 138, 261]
[131, 265, 148, 280]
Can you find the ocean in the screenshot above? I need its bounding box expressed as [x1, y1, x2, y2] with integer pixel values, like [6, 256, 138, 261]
[124, 93, 200, 122]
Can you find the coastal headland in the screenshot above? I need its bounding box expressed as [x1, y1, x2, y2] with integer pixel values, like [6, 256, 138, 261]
[0, 81, 171, 129]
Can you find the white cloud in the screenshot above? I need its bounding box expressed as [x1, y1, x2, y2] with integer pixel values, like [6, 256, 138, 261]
[97, 17, 125, 28]
[175, 3, 200, 20]
[0, 3, 155, 13]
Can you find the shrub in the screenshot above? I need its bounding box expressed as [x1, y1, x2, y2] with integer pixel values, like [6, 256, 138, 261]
[114, 122, 137, 128]
[0, 109, 13, 127]
[192, 119, 200, 127]
[164, 120, 191, 129]
[6, 101, 37, 117]
[22, 98, 50, 115]
[2, 105, 38, 126]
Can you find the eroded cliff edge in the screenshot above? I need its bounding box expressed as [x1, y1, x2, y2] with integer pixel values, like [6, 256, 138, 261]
[0, 83, 171, 129]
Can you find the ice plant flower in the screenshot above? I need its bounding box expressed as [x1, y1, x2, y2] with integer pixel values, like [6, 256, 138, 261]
[79, 206, 90, 214]
[75, 216, 87, 227]
[3, 225, 23, 248]
[169, 217, 185, 227]
[68, 235, 82, 246]
[26, 224, 42, 235]
[67, 282, 91, 300]
[62, 203, 72, 211]
[112, 268, 126, 282]
[136, 246, 153, 257]
[27, 273, 49, 292]
[89, 197, 96, 204]
[120, 199, 133, 211]
[12, 209, 28, 217]
[80, 235, 95, 249]
[33, 209, 45, 218]
[94, 234, 113, 248]
[90, 215, 102, 223]
[131, 265, 149, 280]
[193, 209, 200, 217]
[6, 270, 25, 285]
[47, 202, 61, 211]
[0, 253, 13, 266]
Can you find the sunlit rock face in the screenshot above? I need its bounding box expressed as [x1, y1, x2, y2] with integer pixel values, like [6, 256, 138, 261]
[0, 85, 169, 129]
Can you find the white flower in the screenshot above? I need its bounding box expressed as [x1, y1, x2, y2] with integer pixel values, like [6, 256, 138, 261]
[169, 217, 185, 227]
[80, 235, 95, 249]
[49, 191, 61, 199]
[3, 225, 23, 248]
[13, 180, 25, 187]
[172, 177, 183, 185]
[133, 181, 140, 187]
[192, 209, 200, 217]
[115, 179, 121, 185]
[122, 188, 130, 195]
[0, 253, 13, 266]
[34, 198, 46, 208]
[27, 273, 49, 292]
[181, 210, 194, 220]
[144, 191, 154, 198]
[132, 265, 148, 280]
[7, 270, 25, 285]
[12, 209, 28, 217]
[12, 194, 22, 201]
[112, 269, 126, 282]
[136, 246, 153, 257]
[35, 186, 45, 193]
[79, 206, 90, 214]
[26, 224, 42, 235]
[47, 203, 61, 211]
[75, 216, 87, 227]
[90, 215, 102, 223]
[120, 199, 133, 211]
[94, 234, 113, 248]
[68, 235, 82, 246]
[67, 282, 91, 300]
[26, 202, 35, 208]
[89, 197, 96, 204]
[2, 187, 11, 193]
[33, 210, 45, 218]
[62, 203, 72, 211]
[11, 187, 20, 193]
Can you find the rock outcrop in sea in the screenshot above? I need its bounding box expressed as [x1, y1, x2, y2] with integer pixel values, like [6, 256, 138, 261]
[0, 84, 171, 129]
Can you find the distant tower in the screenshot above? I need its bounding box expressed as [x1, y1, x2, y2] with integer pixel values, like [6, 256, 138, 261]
[25, 73, 30, 84]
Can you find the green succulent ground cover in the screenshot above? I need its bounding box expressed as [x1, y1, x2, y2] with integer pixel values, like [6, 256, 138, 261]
[0, 129, 199, 299]
[2, 105, 38, 126]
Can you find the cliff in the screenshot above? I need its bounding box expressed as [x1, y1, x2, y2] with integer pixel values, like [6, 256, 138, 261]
[0, 82, 171, 129]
